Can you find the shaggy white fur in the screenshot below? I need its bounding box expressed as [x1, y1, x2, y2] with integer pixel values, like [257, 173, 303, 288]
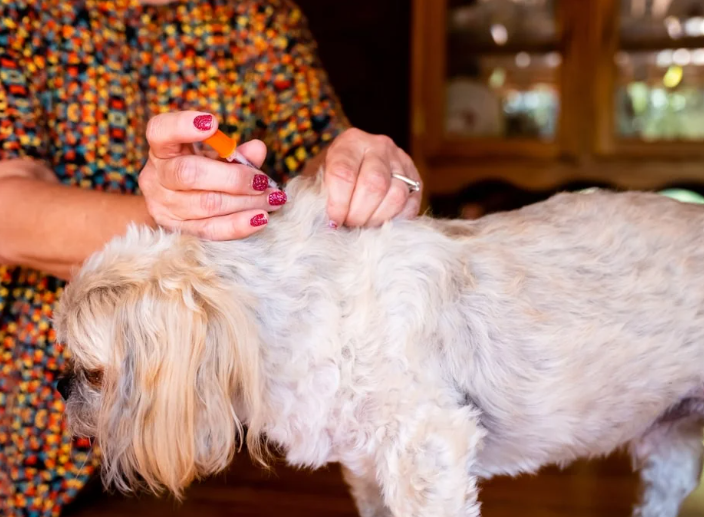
[55, 172, 704, 517]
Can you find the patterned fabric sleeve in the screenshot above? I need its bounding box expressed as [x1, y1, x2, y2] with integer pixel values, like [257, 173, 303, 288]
[0, 2, 48, 418]
[0, 2, 46, 404]
[0, 6, 49, 163]
[253, 0, 352, 181]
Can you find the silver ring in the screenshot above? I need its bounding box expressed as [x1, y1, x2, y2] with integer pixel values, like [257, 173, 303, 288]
[391, 173, 421, 193]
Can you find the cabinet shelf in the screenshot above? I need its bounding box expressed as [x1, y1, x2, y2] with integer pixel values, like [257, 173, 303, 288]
[447, 34, 562, 56]
[620, 36, 704, 51]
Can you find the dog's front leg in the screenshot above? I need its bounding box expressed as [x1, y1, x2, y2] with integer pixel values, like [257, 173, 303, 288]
[630, 415, 704, 517]
[342, 463, 392, 517]
[376, 407, 484, 517]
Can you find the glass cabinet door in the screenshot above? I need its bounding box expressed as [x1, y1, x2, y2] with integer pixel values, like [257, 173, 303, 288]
[617, 0, 704, 142]
[592, 0, 704, 156]
[444, 0, 562, 143]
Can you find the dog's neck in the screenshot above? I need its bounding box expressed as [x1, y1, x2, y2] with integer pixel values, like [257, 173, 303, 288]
[204, 174, 344, 314]
[202, 176, 352, 451]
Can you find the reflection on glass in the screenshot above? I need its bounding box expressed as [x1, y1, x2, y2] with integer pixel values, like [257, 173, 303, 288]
[616, 51, 704, 140]
[620, 0, 704, 47]
[446, 53, 560, 139]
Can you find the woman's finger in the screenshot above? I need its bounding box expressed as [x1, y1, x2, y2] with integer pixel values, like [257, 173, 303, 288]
[176, 209, 270, 241]
[155, 154, 273, 195]
[344, 152, 392, 227]
[366, 175, 410, 227]
[324, 138, 365, 227]
[398, 190, 422, 220]
[146, 111, 219, 159]
[396, 149, 423, 220]
[164, 188, 287, 220]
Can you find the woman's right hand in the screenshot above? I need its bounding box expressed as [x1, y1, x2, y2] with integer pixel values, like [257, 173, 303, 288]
[138, 111, 287, 240]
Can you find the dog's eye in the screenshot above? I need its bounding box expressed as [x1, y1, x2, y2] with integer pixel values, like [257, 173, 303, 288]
[85, 369, 103, 388]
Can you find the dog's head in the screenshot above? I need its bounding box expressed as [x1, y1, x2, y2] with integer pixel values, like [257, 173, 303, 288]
[54, 226, 264, 498]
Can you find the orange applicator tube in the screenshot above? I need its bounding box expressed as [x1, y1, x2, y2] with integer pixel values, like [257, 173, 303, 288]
[203, 129, 278, 188]
[204, 129, 255, 167]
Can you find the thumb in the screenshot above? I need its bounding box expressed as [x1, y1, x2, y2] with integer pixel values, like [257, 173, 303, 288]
[235, 139, 268, 169]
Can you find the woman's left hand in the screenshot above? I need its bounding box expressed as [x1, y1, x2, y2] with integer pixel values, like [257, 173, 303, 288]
[322, 128, 422, 228]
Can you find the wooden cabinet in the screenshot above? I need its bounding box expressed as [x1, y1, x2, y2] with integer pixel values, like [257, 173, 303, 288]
[411, 0, 704, 199]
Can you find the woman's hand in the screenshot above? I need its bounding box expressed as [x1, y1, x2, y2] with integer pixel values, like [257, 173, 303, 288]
[138, 111, 287, 240]
[322, 128, 422, 228]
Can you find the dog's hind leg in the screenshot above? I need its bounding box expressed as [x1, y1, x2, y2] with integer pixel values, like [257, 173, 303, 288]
[341, 464, 392, 517]
[630, 413, 704, 517]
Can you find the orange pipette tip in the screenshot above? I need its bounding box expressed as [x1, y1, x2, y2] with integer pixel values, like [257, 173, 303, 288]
[203, 129, 237, 160]
[202, 128, 269, 180]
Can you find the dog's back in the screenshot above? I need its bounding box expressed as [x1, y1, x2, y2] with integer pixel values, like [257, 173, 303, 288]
[231, 177, 704, 481]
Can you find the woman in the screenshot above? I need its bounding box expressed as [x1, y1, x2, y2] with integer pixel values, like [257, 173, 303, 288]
[0, 1, 422, 515]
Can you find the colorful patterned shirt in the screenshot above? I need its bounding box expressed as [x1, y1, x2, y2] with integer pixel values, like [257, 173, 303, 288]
[0, 1, 349, 515]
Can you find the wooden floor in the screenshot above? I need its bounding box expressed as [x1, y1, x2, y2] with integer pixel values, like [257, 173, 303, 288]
[60, 450, 704, 517]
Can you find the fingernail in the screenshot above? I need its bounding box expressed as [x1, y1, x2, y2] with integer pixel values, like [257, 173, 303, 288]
[268, 190, 287, 206]
[328, 220, 338, 229]
[193, 114, 213, 131]
[253, 174, 269, 191]
[250, 214, 268, 227]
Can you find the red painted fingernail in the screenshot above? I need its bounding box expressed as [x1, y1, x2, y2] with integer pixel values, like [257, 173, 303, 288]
[193, 114, 213, 131]
[250, 214, 268, 227]
[253, 174, 269, 191]
[328, 220, 338, 229]
[268, 191, 287, 206]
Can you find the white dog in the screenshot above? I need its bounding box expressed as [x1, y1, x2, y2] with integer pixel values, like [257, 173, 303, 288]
[55, 173, 704, 517]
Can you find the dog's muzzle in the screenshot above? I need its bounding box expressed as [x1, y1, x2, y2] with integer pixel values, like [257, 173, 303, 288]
[56, 375, 73, 400]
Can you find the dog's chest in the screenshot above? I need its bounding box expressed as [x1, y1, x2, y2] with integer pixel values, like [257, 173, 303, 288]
[261, 349, 412, 468]
[260, 325, 446, 470]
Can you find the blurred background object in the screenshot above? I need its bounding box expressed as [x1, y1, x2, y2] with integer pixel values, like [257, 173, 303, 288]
[445, 0, 560, 139]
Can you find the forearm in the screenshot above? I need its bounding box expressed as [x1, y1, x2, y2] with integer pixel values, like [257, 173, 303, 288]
[0, 176, 154, 280]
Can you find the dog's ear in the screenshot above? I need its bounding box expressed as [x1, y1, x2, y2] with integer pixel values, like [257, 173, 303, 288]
[98, 238, 263, 498]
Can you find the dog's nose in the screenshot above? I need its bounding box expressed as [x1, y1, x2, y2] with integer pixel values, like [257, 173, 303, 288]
[56, 376, 72, 400]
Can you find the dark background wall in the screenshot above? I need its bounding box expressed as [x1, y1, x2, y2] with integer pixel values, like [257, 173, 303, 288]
[296, 0, 412, 151]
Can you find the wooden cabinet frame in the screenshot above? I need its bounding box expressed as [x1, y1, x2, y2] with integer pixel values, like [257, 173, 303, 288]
[411, 0, 704, 198]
